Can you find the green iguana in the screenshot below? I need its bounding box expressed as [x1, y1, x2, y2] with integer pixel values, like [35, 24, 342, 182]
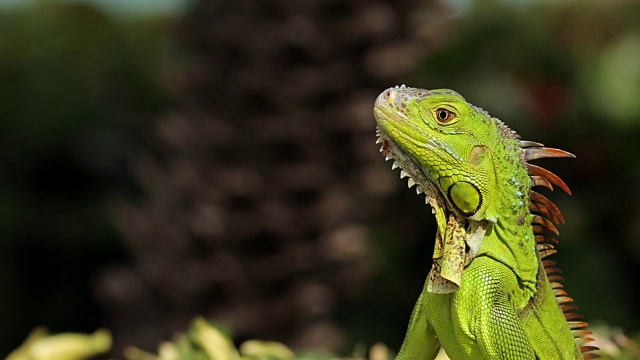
[373, 85, 599, 359]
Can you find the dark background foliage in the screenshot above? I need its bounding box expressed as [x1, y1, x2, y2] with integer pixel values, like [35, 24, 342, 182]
[1, 0, 639, 357]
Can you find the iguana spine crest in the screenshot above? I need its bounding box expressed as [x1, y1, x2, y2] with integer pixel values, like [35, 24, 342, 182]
[521, 141, 599, 358]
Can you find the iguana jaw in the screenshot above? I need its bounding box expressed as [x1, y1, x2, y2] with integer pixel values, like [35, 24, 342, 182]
[375, 126, 443, 212]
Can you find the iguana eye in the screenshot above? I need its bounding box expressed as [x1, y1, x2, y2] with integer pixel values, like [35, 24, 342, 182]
[436, 108, 456, 124]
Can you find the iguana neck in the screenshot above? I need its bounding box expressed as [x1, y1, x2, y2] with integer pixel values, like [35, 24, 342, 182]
[426, 120, 539, 296]
[474, 119, 539, 295]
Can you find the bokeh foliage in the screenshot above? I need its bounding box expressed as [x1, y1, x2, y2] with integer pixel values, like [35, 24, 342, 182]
[2, 0, 640, 358]
[0, 1, 172, 354]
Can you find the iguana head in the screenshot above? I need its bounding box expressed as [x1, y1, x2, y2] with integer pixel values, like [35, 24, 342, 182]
[374, 85, 526, 223]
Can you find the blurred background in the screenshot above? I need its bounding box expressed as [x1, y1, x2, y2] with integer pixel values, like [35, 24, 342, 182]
[1, 0, 640, 357]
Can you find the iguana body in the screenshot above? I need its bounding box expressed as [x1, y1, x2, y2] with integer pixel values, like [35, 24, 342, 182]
[373, 86, 598, 360]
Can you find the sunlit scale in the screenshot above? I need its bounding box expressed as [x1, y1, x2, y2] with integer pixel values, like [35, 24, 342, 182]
[422, 158, 481, 215]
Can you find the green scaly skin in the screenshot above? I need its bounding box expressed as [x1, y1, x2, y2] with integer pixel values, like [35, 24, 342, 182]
[374, 86, 597, 360]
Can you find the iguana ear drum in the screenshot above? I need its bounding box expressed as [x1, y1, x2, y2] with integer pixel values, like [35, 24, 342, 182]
[448, 181, 481, 216]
